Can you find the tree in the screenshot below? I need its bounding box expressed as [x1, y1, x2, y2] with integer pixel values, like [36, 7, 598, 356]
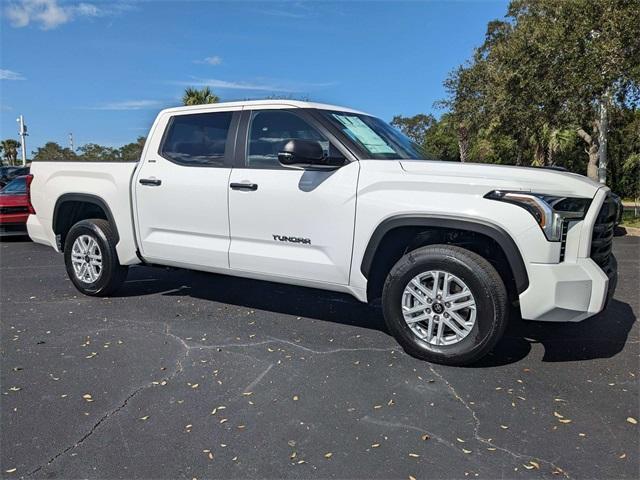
[1, 139, 21, 166]
[494, 1, 637, 178]
[119, 137, 146, 161]
[439, 62, 491, 163]
[390, 113, 459, 161]
[182, 87, 220, 106]
[32, 142, 77, 162]
[439, 0, 640, 178]
[77, 143, 118, 161]
[390, 114, 436, 146]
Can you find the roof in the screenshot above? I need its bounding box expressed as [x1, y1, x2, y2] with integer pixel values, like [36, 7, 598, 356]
[159, 99, 369, 116]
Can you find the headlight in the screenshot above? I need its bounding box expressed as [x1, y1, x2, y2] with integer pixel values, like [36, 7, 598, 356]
[485, 190, 591, 241]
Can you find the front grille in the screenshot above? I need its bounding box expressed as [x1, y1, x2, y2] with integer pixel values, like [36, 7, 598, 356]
[590, 194, 617, 272]
[0, 206, 29, 214]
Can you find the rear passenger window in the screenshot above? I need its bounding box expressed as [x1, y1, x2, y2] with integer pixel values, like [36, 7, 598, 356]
[160, 112, 232, 167]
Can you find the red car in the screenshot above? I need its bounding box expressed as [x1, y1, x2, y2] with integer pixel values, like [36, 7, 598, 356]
[0, 175, 33, 237]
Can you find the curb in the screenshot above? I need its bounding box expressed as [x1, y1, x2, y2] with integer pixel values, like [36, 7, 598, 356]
[617, 226, 640, 237]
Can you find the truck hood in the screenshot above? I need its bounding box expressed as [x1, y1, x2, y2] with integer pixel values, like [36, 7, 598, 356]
[399, 160, 603, 198]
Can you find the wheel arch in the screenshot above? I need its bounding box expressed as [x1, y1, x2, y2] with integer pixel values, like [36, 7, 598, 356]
[53, 193, 119, 250]
[361, 215, 529, 301]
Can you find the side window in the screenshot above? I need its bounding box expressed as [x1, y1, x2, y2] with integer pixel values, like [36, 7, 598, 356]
[246, 110, 330, 169]
[160, 111, 233, 167]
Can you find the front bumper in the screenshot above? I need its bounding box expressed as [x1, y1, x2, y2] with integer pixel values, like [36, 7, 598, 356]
[519, 188, 619, 322]
[519, 255, 617, 322]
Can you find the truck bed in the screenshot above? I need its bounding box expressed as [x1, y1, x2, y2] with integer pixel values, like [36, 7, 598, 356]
[27, 161, 141, 265]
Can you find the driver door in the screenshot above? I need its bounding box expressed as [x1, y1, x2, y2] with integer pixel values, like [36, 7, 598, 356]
[228, 108, 359, 285]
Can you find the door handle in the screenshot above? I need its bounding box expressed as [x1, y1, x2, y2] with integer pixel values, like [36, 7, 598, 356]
[139, 178, 162, 186]
[230, 182, 258, 191]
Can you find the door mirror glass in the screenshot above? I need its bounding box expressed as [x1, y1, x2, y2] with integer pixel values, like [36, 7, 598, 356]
[278, 139, 345, 169]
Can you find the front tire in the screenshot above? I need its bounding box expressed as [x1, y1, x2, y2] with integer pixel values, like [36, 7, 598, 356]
[64, 219, 128, 296]
[382, 244, 508, 366]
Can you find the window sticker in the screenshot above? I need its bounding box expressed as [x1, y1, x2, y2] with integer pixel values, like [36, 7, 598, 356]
[332, 114, 395, 154]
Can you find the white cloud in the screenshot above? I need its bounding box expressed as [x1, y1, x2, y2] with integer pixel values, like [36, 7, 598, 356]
[0, 69, 25, 80]
[175, 77, 336, 93]
[194, 56, 223, 66]
[4, 0, 121, 30]
[87, 100, 161, 111]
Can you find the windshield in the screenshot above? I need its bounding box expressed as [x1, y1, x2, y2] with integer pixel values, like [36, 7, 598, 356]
[319, 110, 432, 160]
[1, 176, 26, 194]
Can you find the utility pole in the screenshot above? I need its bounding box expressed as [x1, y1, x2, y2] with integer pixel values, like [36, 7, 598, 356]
[16, 115, 28, 166]
[69, 132, 74, 152]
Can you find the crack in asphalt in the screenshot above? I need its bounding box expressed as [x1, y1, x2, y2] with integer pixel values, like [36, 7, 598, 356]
[243, 363, 275, 392]
[360, 416, 456, 449]
[428, 365, 571, 479]
[163, 328, 398, 356]
[26, 384, 149, 477]
[24, 322, 395, 476]
[25, 327, 189, 477]
[23, 322, 569, 479]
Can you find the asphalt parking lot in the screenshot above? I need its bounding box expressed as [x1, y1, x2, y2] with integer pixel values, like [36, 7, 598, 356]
[1, 237, 638, 479]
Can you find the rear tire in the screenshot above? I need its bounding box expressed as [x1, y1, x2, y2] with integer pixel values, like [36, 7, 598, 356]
[64, 219, 128, 296]
[382, 244, 508, 366]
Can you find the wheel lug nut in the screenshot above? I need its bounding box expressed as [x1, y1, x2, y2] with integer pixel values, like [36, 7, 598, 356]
[433, 315, 439, 321]
[444, 312, 449, 318]
[426, 309, 431, 314]
[427, 298, 432, 304]
[436, 295, 442, 300]
[445, 302, 450, 308]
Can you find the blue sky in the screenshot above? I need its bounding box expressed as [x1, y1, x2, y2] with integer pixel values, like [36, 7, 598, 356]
[0, 0, 508, 154]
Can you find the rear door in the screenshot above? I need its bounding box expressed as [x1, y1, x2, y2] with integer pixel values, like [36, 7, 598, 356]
[227, 108, 359, 285]
[134, 107, 239, 270]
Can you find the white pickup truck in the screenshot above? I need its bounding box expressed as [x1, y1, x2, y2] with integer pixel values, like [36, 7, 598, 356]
[27, 100, 619, 365]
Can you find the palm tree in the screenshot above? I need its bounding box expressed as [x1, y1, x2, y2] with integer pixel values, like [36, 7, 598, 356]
[182, 87, 220, 106]
[545, 126, 574, 166]
[1, 139, 20, 166]
[530, 124, 574, 166]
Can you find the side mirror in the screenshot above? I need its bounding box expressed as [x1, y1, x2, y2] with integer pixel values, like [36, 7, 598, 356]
[278, 139, 345, 169]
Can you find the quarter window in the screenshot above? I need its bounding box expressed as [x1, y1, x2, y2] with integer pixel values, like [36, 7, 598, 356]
[160, 112, 232, 167]
[246, 110, 330, 169]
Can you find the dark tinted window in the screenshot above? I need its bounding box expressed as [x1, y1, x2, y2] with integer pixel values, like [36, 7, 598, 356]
[247, 110, 329, 168]
[1, 176, 26, 194]
[161, 112, 232, 167]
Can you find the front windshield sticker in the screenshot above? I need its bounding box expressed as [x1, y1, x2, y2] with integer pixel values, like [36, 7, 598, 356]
[332, 114, 396, 154]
